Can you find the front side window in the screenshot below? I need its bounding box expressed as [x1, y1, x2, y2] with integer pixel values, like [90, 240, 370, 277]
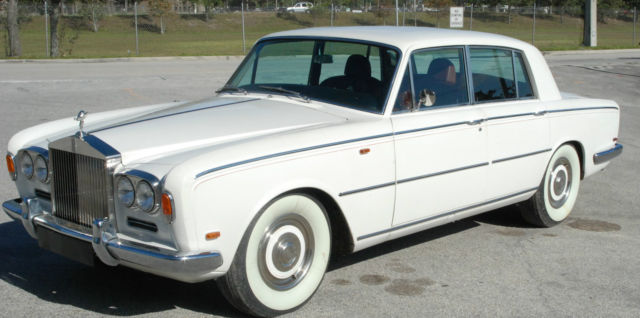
[226, 39, 400, 113]
[394, 47, 469, 113]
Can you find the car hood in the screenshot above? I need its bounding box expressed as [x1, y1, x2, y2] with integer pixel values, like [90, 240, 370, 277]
[90, 96, 348, 165]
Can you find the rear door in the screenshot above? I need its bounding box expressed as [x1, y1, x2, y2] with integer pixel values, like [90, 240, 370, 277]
[468, 47, 550, 199]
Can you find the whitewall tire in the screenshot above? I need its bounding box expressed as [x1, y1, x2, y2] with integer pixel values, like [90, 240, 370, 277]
[218, 193, 331, 317]
[521, 144, 581, 227]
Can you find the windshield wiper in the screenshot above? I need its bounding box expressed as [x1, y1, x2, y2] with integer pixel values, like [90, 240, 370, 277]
[216, 86, 247, 94]
[258, 85, 310, 103]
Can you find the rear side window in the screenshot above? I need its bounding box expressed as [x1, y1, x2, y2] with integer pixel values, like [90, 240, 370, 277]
[469, 47, 534, 102]
[469, 48, 516, 102]
[514, 52, 533, 98]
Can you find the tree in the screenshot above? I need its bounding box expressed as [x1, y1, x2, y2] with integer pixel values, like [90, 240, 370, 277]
[5, 0, 21, 56]
[46, 0, 63, 57]
[197, 0, 223, 21]
[149, 0, 172, 34]
[82, 0, 105, 32]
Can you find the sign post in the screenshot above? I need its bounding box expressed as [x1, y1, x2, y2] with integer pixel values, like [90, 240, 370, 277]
[584, 0, 597, 47]
[450, 7, 464, 28]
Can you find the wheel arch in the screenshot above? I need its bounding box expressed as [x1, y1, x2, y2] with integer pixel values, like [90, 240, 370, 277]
[562, 140, 585, 180]
[284, 187, 355, 257]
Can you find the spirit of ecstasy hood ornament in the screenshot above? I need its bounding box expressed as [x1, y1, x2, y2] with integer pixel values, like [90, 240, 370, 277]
[75, 110, 88, 139]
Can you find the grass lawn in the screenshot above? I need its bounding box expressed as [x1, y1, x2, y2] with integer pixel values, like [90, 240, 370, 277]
[2, 10, 638, 59]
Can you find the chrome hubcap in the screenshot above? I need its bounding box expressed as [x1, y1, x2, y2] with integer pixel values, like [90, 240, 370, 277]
[548, 158, 572, 208]
[258, 214, 314, 290]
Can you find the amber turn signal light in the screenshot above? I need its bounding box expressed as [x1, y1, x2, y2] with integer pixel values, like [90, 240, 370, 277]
[161, 193, 173, 222]
[6, 154, 16, 180]
[205, 232, 221, 240]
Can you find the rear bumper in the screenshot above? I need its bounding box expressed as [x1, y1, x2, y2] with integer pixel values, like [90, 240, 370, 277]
[593, 143, 623, 165]
[2, 198, 223, 283]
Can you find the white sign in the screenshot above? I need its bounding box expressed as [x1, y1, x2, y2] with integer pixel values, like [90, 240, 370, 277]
[450, 7, 464, 28]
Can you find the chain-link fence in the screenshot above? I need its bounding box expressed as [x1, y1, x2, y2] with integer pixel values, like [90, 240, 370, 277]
[1, 1, 638, 58]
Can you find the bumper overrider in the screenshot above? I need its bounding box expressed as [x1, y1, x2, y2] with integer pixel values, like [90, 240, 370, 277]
[593, 143, 623, 165]
[2, 198, 223, 283]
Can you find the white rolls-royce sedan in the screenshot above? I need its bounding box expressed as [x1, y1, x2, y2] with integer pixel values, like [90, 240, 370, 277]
[3, 27, 622, 317]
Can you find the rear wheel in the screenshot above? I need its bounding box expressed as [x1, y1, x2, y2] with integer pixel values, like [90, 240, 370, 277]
[521, 144, 581, 227]
[218, 194, 331, 317]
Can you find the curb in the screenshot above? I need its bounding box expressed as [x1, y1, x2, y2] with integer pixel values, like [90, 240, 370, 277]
[542, 48, 640, 56]
[0, 55, 245, 64]
[1, 49, 639, 63]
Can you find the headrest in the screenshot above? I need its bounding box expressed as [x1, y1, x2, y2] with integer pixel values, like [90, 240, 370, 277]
[427, 58, 456, 85]
[344, 54, 371, 78]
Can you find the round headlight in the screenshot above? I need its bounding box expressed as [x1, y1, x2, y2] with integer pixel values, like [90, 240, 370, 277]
[35, 155, 48, 182]
[20, 152, 34, 179]
[117, 177, 135, 207]
[135, 181, 155, 212]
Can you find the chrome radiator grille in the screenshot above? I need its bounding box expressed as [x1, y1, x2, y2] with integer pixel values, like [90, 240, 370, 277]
[50, 148, 110, 228]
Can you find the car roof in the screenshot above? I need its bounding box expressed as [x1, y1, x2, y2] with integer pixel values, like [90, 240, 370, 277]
[261, 26, 534, 52]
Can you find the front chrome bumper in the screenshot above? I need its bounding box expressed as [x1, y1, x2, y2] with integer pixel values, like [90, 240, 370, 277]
[593, 143, 623, 165]
[2, 198, 223, 283]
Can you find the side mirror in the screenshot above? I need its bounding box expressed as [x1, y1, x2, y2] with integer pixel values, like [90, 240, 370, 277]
[419, 89, 436, 107]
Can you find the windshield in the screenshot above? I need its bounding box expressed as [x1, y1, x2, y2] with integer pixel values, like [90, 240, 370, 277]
[224, 38, 400, 114]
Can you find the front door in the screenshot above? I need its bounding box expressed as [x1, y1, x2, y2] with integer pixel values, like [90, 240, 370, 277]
[391, 47, 488, 226]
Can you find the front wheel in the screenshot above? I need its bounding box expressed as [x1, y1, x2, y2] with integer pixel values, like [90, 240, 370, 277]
[218, 194, 331, 317]
[520, 144, 581, 227]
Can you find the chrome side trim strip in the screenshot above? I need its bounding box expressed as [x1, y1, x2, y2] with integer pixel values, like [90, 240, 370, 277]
[593, 143, 623, 164]
[90, 98, 259, 134]
[357, 186, 538, 240]
[547, 106, 619, 113]
[394, 121, 469, 136]
[398, 162, 488, 184]
[195, 132, 394, 179]
[492, 148, 552, 164]
[339, 181, 396, 196]
[196, 106, 616, 179]
[486, 112, 536, 121]
[340, 162, 488, 197]
[340, 162, 489, 197]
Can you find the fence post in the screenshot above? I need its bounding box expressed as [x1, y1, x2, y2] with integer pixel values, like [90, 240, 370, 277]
[134, 2, 139, 55]
[532, 2, 536, 44]
[634, 7, 637, 46]
[242, 0, 246, 54]
[395, 0, 399, 26]
[470, 4, 473, 30]
[44, 0, 49, 57]
[414, 0, 417, 26]
[331, 3, 334, 26]
[402, 2, 405, 26]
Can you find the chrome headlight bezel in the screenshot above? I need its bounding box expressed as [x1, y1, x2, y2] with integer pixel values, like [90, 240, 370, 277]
[34, 155, 49, 183]
[115, 170, 161, 214]
[116, 176, 135, 208]
[20, 152, 34, 179]
[16, 148, 49, 183]
[135, 180, 155, 213]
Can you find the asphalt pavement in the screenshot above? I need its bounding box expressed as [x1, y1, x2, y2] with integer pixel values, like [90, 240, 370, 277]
[0, 50, 639, 317]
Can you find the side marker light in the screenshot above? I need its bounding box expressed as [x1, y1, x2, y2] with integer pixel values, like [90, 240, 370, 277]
[206, 232, 221, 240]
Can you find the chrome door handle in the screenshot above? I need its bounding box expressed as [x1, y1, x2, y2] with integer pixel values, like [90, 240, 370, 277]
[467, 118, 485, 125]
[534, 110, 547, 116]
